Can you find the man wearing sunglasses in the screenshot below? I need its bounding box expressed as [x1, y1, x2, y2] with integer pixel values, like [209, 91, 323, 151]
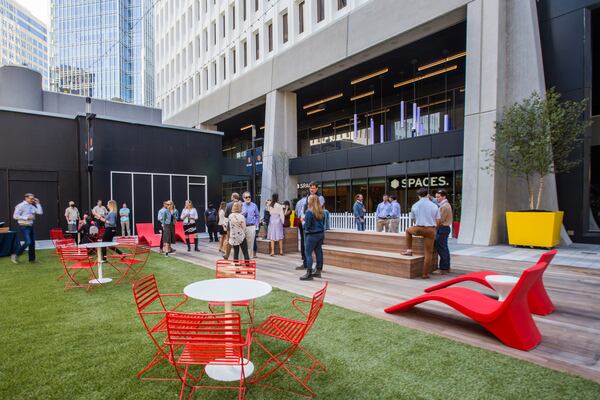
[242, 192, 260, 258]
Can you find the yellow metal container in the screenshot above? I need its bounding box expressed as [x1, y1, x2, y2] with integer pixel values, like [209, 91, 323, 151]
[505, 211, 564, 248]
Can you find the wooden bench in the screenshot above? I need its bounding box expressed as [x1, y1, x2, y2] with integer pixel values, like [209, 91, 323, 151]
[256, 227, 299, 254]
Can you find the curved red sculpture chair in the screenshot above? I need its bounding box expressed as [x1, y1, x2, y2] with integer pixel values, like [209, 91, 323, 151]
[132, 274, 189, 380]
[385, 262, 550, 351]
[424, 250, 557, 315]
[250, 282, 328, 398]
[208, 260, 257, 325]
[135, 223, 162, 247]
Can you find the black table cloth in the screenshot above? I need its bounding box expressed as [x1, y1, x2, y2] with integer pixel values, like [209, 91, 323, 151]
[0, 231, 19, 257]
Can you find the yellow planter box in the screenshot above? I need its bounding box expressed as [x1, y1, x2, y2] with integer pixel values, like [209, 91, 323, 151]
[506, 211, 563, 248]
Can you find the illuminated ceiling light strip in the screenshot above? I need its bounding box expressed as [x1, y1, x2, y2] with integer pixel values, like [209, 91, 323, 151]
[259, 126, 265, 130]
[350, 90, 375, 102]
[222, 146, 237, 152]
[311, 123, 332, 130]
[302, 93, 344, 109]
[350, 68, 389, 85]
[420, 98, 451, 108]
[240, 124, 253, 131]
[335, 120, 362, 129]
[366, 108, 390, 117]
[418, 51, 466, 71]
[306, 107, 325, 116]
[393, 65, 458, 88]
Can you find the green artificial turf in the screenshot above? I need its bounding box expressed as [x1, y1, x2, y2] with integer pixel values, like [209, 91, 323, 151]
[0, 250, 598, 400]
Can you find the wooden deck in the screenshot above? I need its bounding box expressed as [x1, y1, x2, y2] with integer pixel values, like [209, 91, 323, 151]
[167, 238, 600, 383]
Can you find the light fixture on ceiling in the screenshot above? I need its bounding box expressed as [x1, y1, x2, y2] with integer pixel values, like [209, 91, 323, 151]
[350, 68, 389, 85]
[350, 90, 375, 102]
[366, 108, 390, 117]
[418, 51, 466, 71]
[259, 126, 265, 130]
[420, 98, 451, 108]
[222, 146, 237, 152]
[302, 93, 344, 109]
[311, 123, 332, 130]
[306, 107, 325, 116]
[393, 65, 458, 88]
[240, 124, 253, 131]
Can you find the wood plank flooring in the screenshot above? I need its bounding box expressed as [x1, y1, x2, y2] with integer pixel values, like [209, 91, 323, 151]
[165, 238, 600, 383]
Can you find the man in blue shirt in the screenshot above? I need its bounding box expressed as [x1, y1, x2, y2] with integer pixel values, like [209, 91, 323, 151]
[119, 203, 131, 236]
[12, 193, 43, 264]
[353, 194, 366, 231]
[242, 191, 260, 258]
[375, 194, 392, 232]
[389, 195, 401, 233]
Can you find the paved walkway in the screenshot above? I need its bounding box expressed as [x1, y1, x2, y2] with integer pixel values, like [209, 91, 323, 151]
[163, 238, 600, 383]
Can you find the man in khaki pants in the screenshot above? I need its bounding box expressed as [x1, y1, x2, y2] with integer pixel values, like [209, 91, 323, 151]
[402, 187, 440, 279]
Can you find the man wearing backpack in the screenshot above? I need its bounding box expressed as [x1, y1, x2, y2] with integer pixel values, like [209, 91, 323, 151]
[204, 202, 219, 242]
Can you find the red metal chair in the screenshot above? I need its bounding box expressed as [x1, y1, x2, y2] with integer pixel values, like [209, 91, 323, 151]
[165, 311, 252, 400]
[175, 221, 195, 244]
[136, 223, 162, 247]
[425, 250, 557, 315]
[208, 260, 257, 325]
[57, 246, 99, 291]
[50, 228, 65, 241]
[106, 236, 138, 263]
[53, 238, 77, 280]
[114, 244, 151, 285]
[132, 274, 189, 380]
[385, 261, 551, 351]
[250, 282, 328, 398]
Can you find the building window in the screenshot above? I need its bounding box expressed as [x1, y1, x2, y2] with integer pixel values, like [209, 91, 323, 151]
[317, 0, 325, 22]
[243, 40, 248, 67]
[282, 12, 288, 43]
[231, 5, 236, 30]
[203, 29, 208, 51]
[221, 13, 226, 38]
[337, 0, 347, 10]
[299, 1, 305, 34]
[212, 21, 216, 45]
[222, 55, 226, 80]
[232, 48, 237, 74]
[255, 0, 259, 12]
[212, 61, 217, 85]
[267, 22, 273, 52]
[255, 32, 260, 60]
[242, 0, 247, 21]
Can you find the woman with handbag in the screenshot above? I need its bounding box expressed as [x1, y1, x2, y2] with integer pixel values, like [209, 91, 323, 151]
[181, 200, 199, 252]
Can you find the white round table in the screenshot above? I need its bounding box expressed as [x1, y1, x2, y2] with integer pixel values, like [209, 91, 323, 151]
[79, 241, 118, 284]
[485, 275, 519, 301]
[183, 278, 272, 381]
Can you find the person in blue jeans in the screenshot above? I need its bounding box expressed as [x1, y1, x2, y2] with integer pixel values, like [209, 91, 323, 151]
[353, 194, 366, 231]
[12, 193, 43, 264]
[300, 194, 326, 281]
[433, 190, 453, 273]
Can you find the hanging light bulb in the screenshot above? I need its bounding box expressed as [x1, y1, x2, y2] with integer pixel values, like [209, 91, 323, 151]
[353, 113, 358, 139]
[400, 101, 405, 128]
[443, 114, 450, 132]
[370, 118, 375, 144]
[380, 124, 384, 143]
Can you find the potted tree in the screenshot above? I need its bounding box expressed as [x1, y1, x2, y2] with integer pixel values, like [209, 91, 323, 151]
[487, 88, 590, 247]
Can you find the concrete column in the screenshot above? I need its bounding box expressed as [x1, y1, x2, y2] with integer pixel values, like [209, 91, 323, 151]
[459, 0, 567, 246]
[196, 122, 217, 131]
[261, 90, 298, 205]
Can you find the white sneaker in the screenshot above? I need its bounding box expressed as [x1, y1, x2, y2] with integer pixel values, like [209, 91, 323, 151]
[11, 254, 18, 264]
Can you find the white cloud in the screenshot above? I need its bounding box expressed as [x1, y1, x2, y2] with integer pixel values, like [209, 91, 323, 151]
[14, 0, 50, 27]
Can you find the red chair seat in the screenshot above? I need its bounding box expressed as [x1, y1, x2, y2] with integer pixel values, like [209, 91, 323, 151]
[254, 316, 306, 343]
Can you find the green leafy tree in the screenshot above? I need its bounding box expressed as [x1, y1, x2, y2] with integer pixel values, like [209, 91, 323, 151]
[485, 88, 590, 210]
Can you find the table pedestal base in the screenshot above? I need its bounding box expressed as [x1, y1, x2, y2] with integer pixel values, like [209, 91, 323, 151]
[89, 277, 113, 284]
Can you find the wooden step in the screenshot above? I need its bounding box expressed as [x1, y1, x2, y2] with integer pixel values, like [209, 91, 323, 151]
[324, 229, 428, 253]
[256, 227, 299, 254]
[322, 245, 433, 279]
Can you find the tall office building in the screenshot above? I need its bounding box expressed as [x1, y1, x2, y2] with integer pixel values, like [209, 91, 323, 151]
[0, 0, 49, 89]
[49, 0, 155, 106]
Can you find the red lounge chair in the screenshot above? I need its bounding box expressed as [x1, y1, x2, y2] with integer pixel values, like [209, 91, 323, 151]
[424, 250, 557, 315]
[136, 223, 162, 247]
[385, 261, 550, 351]
[174, 221, 195, 244]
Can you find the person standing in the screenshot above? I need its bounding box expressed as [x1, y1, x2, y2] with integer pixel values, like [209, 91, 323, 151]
[375, 194, 392, 232]
[401, 187, 440, 279]
[223, 193, 240, 260]
[299, 195, 326, 281]
[217, 201, 228, 253]
[99, 200, 121, 260]
[64, 201, 80, 232]
[267, 193, 285, 256]
[119, 203, 131, 236]
[181, 200, 199, 252]
[433, 190, 453, 274]
[12, 193, 43, 264]
[241, 192, 259, 258]
[158, 201, 174, 255]
[204, 202, 219, 243]
[283, 201, 292, 228]
[169, 201, 179, 252]
[295, 182, 325, 270]
[92, 200, 108, 226]
[228, 201, 250, 261]
[389, 195, 401, 233]
[353, 194, 366, 231]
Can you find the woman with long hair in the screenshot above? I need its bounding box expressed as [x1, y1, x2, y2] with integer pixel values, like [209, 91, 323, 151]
[168, 200, 179, 253]
[99, 200, 120, 260]
[267, 193, 285, 256]
[181, 199, 199, 252]
[228, 201, 250, 261]
[217, 201, 228, 253]
[299, 194, 325, 281]
[282, 200, 292, 228]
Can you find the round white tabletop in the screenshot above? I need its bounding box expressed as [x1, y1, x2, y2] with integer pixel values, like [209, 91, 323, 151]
[184, 279, 272, 304]
[485, 275, 519, 301]
[205, 358, 254, 381]
[79, 242, 118, 284]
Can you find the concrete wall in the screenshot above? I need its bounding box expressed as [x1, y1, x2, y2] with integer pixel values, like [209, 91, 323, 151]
[0, 66, 43, 111]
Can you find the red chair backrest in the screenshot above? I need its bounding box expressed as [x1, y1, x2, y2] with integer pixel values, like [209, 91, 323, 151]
[54, 238, 75, 249]
[499, 261, 550, 314]
[166, 311, 244, 363]
[536, 249, 557, 265]
[303, 282, 328, 335]
[216, 260, 256, 279]
[132, 274, 167, 313]
[136, 223, 156, 237]
[57, 246, 89, 264]
[50, 229, 65, 240]
[115, 236, 138, 244]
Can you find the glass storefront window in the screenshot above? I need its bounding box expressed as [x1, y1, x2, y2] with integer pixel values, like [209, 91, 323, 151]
[336, 180, 351, 213]
[387, 176, 407, 213]
[322, 181, 336, 212]
[368, 177, 386, 212]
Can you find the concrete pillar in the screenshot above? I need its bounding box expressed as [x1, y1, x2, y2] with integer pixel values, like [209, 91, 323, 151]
[196, 122, 218, 131]
[261, 90, 298, 205]
[459, 0, 569, 245]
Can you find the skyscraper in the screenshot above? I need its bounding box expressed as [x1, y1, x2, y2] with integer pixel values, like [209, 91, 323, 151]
[0, 0, 49, 89]
[49, 0, 154, 106]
